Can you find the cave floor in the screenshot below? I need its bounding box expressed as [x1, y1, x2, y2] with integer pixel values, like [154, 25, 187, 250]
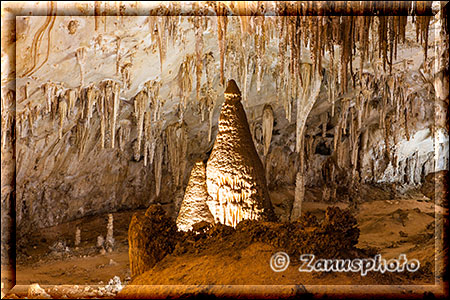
[3, 195, 445, 298]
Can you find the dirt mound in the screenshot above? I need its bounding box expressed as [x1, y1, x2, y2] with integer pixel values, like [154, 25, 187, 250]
[172, 206, 360, 260]
[128, 204, 178, 278]
[128, 206, 360, 278]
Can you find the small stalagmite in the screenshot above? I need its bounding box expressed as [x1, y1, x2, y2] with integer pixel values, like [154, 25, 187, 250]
[74, 227, 81, 247]
[105, 213, 115, 252]
[206, 79, 276, 227]
[176, 160, 214, 232]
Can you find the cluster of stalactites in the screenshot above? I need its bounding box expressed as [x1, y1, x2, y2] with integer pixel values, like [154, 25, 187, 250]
[165, 122, 188, 188]
[150, 120, 188, 197]
[90, 2, 432, 121]
[196, 52, 218, 142]
[133, 79, 163, 164]
[13, 79, 127, 159]
[142, 3, 434, 150]
[323, 66, 427, 187]
[98, 80, 121, 149]
[148, 13, 182, 73]
[226, 2, 431, 104]
[15, 81, 68, 141]
[74, 80, 122, 157]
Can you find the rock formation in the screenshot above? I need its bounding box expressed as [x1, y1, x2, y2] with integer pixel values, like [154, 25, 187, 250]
[105, 213, 115, 252]
[206, 80, 276, 227]
[176, 160, 214, 232]
[74, 227, 81, 247]
[128, 204, 178, 278]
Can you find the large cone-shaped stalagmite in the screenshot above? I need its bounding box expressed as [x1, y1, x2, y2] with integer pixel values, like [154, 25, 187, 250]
[206, 80, 276, 227]
[176, 161, 214, 231]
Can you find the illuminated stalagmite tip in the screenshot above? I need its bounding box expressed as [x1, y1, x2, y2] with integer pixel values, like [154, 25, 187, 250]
[224, 79, 241, 99]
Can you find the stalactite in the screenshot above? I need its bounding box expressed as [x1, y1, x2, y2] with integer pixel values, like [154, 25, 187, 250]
[85, 85, 97, 126]
[115, 37, 121, 75]
[204, 52, 215, 90]
[404, 103, 410, 141]
[333, 118, 343, 159]
[277, 16, 287, 104]
[350, 107, 361, 181]
[340, 16, 352, 93]
[329, 44, 337, 117]
[149, 121, 162, 166]
[118, 119, 131, 152]
[52, 84, 65, 122]
[58, 100, 67, 140]
[75, 47, 86, 87]
[121, 63, 132, 90]
[144, 79, 162, 122]
[225, 30, 241, 86]
[193, 6, 205, 100]
[20, 108, 30, 138]
[157, 17, 167, 72]
[43, 82, 56, 115]
[114, 119, 131, 152]
[180, 125, 188, 188]
[154, 140, 163, 197]
[215, 2, 228, 86]
[110, 82, 120, 148]
[415, 2, 432, 70]
[208, 97, 215, 143]
[143, 111, 152, 167]
[262, 104, 274, 157]
[166, 122, 187, 187]
[320, 113, 327, 138]
[28, 105, 39, 137]
[94, 1, 101, 31]
[155, 97, 163, 121]
[133, 89, 147, 160]
[295, 64, 322, 153]
[76, 120, 89, 159]
[178, 54, 194, 109]
[98, 84, 107, 149]
[166, 124, 177, 184]
[254, 15, 266, 92]
[66, 89, 77, 116]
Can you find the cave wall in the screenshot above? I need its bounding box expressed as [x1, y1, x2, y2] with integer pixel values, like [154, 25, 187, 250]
[1, 3, 449, 242]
